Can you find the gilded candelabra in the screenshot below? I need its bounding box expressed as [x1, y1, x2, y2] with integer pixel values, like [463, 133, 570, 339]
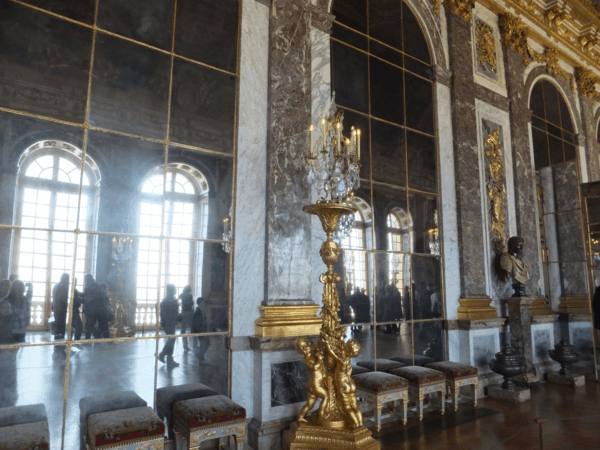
[109, 236, 135, 338]
[286, 99, 379, 450]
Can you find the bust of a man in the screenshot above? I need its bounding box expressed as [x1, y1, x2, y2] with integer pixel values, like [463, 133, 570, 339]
[500, 236, 529, 297]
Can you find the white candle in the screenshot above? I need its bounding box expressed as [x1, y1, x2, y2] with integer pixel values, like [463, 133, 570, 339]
[321, 118, 327, 153]
[357, 129, 361, 161]
[336, 122, 341, 156]
[309, 124, 314, 158]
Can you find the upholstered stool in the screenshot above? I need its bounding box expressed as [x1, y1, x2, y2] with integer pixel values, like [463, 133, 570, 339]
[356, 358, 406, 373]
[0, 404, 49, 450]
[156, 383, 218, 439]
[352, 364, 371, 375]
[173, 395, 246, 450]
[86, 406, 165, 449]
[391, 355, 436, 367]
[426, 361, 478, 411]
[79, 391, 148, 450]
[389, 366, 446, 421]
[352, 371, 409, 432]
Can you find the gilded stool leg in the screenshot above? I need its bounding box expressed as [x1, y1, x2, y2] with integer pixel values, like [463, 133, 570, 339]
[235, 433, 246, 450]
[439, 386, 445, 416]
[402, 395, 408, 425]
[452, 382, 459, 412]
[472, 381, 478, 407]
[417, 391, 424, 421]
[375, 399, 383, 432]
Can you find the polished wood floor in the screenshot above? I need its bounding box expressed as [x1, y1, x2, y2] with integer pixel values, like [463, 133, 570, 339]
[372, 379, 600, 450]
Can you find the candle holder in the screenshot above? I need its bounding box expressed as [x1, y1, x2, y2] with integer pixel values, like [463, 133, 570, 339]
[222, 207, 232, 253]
[109, 236, 135, 338]
[286, 99, 379, 450]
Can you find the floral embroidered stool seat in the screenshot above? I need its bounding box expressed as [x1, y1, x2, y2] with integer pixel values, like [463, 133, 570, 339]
[172, 395, 246, 450]
[391, 355, 436, 367]
[156, 383, 218, 440]
[352, 371, 409, 432]
[86, 407, 165, 450]
[389, 366, 446, 421]
[425, 361, 478, 412]
[356, 358, 406, 373]
[0, 404, 49, 450]
[79, 391, 149, 450]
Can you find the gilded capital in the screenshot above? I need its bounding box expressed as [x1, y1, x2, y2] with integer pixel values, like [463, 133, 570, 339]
[575, 67, 600, 101]
[445, 0, 475, 22]
[499, 12, 529, 65]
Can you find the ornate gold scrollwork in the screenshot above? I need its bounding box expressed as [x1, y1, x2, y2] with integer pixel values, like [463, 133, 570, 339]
[432, 0, 440, 15]
[543, 47, 576, 92]
[546, 6, 567, 28]
[445, 0, 475, 22]
[575, 67, 600, 101]
[475, 19, 497, 73]
[485, 129, 508, 255]
[580, 34, 600, 56]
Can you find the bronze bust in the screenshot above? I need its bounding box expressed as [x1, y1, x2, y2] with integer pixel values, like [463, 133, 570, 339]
[500, 236, 529, 297]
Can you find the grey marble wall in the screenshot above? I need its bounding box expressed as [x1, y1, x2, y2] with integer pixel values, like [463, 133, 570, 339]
[265, 0, 313, 304]
[579, 96, 600, 182]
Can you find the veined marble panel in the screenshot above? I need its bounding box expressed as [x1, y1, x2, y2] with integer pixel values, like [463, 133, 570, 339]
[437, 83, 460, 321]
[532, 323, 554, 364]
[232, 349, 254, 417]
[458, 328, 500, 372]
[233, 0, 270, 337]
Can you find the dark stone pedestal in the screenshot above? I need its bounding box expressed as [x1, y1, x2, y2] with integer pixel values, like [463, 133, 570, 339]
[506, 297, 539, 386]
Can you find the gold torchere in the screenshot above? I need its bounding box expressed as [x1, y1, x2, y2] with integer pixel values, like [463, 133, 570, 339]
[109, 237, 135, 338]
[285, 201, 379, 450]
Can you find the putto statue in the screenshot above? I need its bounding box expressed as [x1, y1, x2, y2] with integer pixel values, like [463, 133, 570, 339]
[500, 236, 529, 297]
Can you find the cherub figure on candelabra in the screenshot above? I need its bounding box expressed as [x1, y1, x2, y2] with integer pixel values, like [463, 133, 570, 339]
[296, 338, 328, 423]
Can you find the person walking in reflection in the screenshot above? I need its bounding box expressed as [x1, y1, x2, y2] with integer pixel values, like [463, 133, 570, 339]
[83, 274, 103, 339]
[52, 273, 69, 340]
[158, 284, 180, 367]
[0, 296, 12, 345]
[0, 279, 11, 299]
[5, 280, 32, 343]
[179, 285, 194, 352]
[97, 283, 113, 339]
[191, 297, 210, 364]
[71, 278, 84, 341]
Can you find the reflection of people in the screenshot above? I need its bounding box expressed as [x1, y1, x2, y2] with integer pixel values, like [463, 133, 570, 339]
[158, 284, 180, 367]
[84, 274, 103, 339]
[296, 338, 327, 422]
[0, 279, 11, 299]
[71, 278, 84, 340]
[325, 338, 362, 428]
[500, 236, 529, 297]
[179, 286, 194, 352]
[52, 273, 69, 340]
[97, 283, 113, 338]
[0, 297, 12, 344]
[191, 297, 210, 363]
[6, 281, 32, 343]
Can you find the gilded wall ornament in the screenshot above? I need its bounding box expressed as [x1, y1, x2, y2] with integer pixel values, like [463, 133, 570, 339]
[544, 47, 576, 93]
[475, 19, 497, 73]
[546, 6, 567, 29]
[575, 67, 600, 101]
[432, 0, 440, 15]
[484, 128, 508, 255]
[445, 0, 475, 22]
[580, 34, 600, 55]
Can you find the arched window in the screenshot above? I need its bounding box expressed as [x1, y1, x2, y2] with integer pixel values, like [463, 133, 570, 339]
[387, 209, 412, 290]
[529, 79, 577, 169]
[341, 209, 368, 294]
[13, 140, 100, 328]
[136, 163, 209, 325]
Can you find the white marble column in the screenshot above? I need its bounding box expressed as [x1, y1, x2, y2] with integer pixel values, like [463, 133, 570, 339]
[231, 0, 270, 417]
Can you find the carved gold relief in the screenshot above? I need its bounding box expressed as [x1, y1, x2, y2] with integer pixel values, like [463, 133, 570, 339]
[580, 34, 600, 55]
[475, 19, 497, 73]
[432, 0, 440, 15]
[546, 6, 567, 29]
[484, 129, 508, 255]
[445, 0, 475, 22]
[575, 67, 600, 101]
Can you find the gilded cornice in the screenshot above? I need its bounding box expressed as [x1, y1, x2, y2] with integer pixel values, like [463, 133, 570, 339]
[575, 67, 600, 101]
[445, 0, 476, 22]
[478, 0, 600, 79]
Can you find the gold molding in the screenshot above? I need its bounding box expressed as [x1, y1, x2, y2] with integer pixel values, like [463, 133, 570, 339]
[255, 305, 322, 338]
[531, 297, 553, 316]
[475, 19, 498, 73]
[457, 298, 498, 320]
[558, 297, 591, 315]
[445, 0, 475, 22]
[432, 0, 441, 15]
[485, 128, 508, 255]
[499, 12, 575, 92]
[575, 67, 600, 101]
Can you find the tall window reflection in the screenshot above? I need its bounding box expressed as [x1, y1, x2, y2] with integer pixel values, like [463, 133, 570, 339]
[136, 164, 209, 325]
[12, 142, 99, 329]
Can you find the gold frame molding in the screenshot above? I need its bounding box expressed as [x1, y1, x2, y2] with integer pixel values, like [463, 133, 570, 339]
[457, 297, 498, 320]
[255, 305, 322, 338]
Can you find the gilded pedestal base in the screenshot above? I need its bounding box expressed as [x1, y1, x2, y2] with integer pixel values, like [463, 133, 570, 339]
[558, 297, 590, 315]
[255, 305, 321, 338]
[284, 421, 380, 450]
[457, 298, 498, 320]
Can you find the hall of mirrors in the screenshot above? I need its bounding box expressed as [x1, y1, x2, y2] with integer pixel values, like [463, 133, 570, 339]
[1, 0, 600, 448]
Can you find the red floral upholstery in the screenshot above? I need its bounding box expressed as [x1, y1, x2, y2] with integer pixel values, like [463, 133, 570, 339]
[87, 407, 165, 447]
[352, 371, 408, 393]
[389, 366, 446, 385]
[173, 395, 245, 429]
[425, 361, 478, 379]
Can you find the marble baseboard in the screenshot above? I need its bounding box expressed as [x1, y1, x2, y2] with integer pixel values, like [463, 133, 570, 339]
[547, 372, 585, 387]
[488, 385, 531, 403]
[248, 416, 296, 450]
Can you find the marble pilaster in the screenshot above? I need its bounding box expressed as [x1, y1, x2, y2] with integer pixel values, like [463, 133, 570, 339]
[506, 297, 539, 385]
[446, 11, 491, 301]
[264, 0, 313, 305]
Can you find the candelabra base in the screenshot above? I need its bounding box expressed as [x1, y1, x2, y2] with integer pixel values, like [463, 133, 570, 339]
[284, 420, 380, 450]
[255, 305, 321, 338]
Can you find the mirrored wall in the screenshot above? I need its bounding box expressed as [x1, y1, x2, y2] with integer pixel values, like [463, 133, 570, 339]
[0, 0, 238, 447]
[331, 0, 446, 368]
